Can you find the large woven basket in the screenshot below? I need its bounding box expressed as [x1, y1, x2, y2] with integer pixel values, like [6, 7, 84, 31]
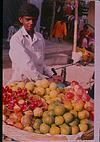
[3, 122, 94, 141]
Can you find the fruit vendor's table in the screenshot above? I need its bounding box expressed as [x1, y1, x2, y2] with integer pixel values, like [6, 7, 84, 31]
[3, 64, 94, 88]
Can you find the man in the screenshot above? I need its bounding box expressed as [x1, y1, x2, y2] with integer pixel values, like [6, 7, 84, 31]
[9, 3, 61, 83]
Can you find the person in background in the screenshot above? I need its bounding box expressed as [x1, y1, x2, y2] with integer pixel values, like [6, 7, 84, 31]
[7, 21, 20, 42]
[8, 3, 62, 83]
[78, 24, 90, 48]
[88, 32, 95, 53]
[81, 36, 88, 49]
[52, 17, 67, 43]
[63, 1, 74, 16]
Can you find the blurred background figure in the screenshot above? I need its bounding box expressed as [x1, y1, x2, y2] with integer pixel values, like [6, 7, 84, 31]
[63, 1, 74, 16]
[52, 17, 67, 43]
[7, 21, 20, 42]
[78, 24, 90, 48]
[88, 32, 95, 53]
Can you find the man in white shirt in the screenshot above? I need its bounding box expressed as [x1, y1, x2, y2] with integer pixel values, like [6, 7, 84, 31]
[9, 3, 60, 82]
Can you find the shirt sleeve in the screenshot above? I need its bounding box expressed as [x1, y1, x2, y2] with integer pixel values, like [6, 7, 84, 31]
[43, 64, 53, 77]
[40, 36, 54, 78]
[9, 36, 45, 81]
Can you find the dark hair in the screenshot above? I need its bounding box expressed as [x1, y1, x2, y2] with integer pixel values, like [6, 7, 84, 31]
[59, 16, 66, 22]
[18, 3, 39, 19]
[83, 24, 88, 30]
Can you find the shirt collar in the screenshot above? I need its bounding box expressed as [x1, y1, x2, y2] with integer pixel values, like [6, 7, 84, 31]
[20, 26, 41, 42]
[21, 26, 29, 36]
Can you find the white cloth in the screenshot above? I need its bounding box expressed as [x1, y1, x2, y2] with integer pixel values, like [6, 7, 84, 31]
[72, 52, 82, 64]
[9, 26, 53, 82]
[82, 38, 88, 48]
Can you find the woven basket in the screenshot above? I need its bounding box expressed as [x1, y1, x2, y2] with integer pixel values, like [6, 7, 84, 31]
[3, 122, 94, 141]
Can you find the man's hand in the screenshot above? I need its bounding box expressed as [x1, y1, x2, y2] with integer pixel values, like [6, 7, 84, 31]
[48, 75, 63, 83]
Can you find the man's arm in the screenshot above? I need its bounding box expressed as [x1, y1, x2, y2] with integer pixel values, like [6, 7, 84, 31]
[43, 64, 53, 78]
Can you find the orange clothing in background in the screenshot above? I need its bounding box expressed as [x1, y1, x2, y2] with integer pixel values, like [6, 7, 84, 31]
[52, 21, 67, 38]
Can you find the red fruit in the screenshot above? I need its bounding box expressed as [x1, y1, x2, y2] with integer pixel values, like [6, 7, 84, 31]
[29, 103, 36, 109]
[7, 96, 13, 102]
[18, 91, 27, 99]
[17, 87, 22, 93]
[8, 88, 12, 93]
[21, 105, 28, 111]
[29, 96, 33, 101]
[8, 102, 15, 111]
[89, 111, 94, 121]
[12, 91, 17, 97]
[5, 86, 10, 92]
[2, 87, 5, 93]
[3, 92, 7, 97]
[23, 88, 27, 93]
[82, 94, 91, 102]
[71, 80, 79, 86]
[65, 92, 74, 100]
[20, 102, 28, 111]
[3, 100, 8, 105]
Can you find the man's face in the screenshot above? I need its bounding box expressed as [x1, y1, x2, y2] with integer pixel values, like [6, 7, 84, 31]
[19, 16, 37, 32]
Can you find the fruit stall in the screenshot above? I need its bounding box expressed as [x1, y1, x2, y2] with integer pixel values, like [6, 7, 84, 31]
[3, 79, 94, 141]
[3, 0, 94, 141]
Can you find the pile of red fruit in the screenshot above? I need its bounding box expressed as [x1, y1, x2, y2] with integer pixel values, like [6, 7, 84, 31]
[3, 86, 46, 112]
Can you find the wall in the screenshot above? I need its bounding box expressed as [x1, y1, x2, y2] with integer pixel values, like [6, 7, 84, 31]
[3, 0, 27, 38]
[88, 1, 95, 27]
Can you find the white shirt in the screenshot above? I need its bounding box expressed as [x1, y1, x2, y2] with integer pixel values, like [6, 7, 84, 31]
[9, 26, 53, 82]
